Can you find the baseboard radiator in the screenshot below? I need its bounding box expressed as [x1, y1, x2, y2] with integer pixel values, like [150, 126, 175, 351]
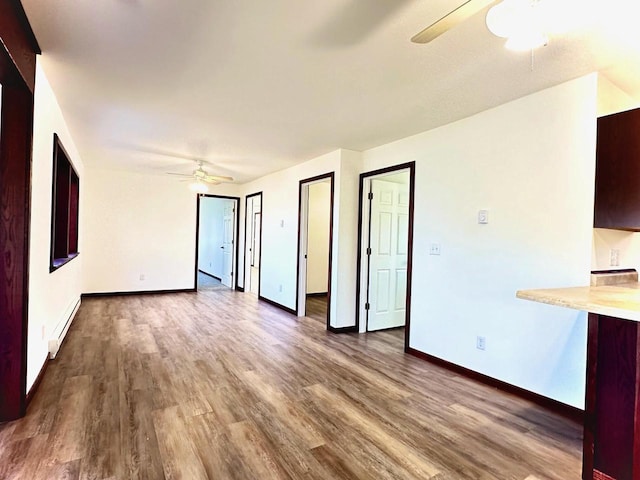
[48, 298, 81, 359]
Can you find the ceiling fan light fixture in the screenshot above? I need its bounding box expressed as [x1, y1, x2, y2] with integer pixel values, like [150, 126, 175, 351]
[485, 0, 520, 38]
[486, 0, 549, 50]
[189, 180, 208, 193]
[505, 30, 548, 51]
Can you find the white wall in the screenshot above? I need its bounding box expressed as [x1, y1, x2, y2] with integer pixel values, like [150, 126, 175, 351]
[228, 149, 362, 327]
[597, 74, 640, 117]
[234, 151, 341, 308]
[306, 181, 331, 294]
[82, 169, 199, 293]
[362, 75, 599, 408]
[198, 197, 226, 278]
[592, 228, 640, 272]
[27, 61, 85, 391]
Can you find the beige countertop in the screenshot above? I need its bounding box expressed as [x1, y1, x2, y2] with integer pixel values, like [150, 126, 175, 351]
[516, 282, 640, 322]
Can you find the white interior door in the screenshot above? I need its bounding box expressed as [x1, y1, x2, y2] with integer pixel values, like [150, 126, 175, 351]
[250, 211, 261, 294]
[221, 201, 235, 287]
[367, 179, 409, 331]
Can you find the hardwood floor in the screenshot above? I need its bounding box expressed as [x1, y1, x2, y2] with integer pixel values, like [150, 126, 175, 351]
[305, 295, 327, 324]
[0, 290, 582, 479]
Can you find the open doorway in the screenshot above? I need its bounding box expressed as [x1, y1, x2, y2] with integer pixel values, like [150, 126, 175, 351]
[244, 192, 263, 296]
[356, 162, 415, 348]
[195, 195, 240, 291]
[297, 173, 334, 328]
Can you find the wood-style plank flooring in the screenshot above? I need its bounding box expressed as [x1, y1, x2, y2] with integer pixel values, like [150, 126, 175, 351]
[0, 290, 582, 479]
[305, 295, 327, 325]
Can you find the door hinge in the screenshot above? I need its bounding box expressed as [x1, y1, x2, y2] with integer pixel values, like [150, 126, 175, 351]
[366, 247, 371, 256]
[365, 302, 370, 310]
[368, 192, 373, 200]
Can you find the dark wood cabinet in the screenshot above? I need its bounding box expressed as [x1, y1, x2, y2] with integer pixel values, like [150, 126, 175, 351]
[583, 313, 640, 480]
[594, 108, 640, 231]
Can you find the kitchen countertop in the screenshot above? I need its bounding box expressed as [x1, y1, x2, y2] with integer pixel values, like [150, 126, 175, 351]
[516, 282, 640, 322]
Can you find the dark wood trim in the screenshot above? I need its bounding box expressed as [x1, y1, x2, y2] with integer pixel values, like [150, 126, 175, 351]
[194, 194, 241, 291]
[590, 268, 636, 275]
[234, 196, 241, 290]
[355, 161, 415, 349]
[25, 357, 49, 406]
[81, 288, 196, 298]
[583, 312, 598, 478]
[194, 194, 200, 289]
[0, 80, 35, 421]
[257, 195, 263, 299]
[244, 192, 263, 295]
[405, 163, 416, 351]
[306, 292, 328, 298]
[236, 286, 245, 292]
[198, 269, 221, 281]
[0, 1, 40, 92]
[328, 325, 358, 334]
[296, 172, 334, 331]
[407, 347, 583, 424]
[243, 196, 248, 290]
[258, 295, 297, 316]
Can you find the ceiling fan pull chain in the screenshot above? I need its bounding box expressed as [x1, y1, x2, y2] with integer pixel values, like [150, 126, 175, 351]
[530, 47, 534, 72]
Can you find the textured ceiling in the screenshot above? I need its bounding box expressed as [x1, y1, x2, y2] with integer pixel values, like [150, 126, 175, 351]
[21, 0, 640, 183]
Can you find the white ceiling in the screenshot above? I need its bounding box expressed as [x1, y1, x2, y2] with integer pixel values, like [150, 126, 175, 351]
[22, 0, 640, 183]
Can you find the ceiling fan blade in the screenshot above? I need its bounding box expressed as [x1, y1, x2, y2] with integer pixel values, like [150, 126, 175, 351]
[166, 172, 193, 177]
[202, 178, 221, 185]
[411, 0, 497, 44]
[205, 175, 234, 183]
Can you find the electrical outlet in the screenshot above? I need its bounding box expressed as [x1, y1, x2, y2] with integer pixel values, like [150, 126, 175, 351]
[41, 325, 45, 340]
[478, 209, 489, 224]
[610, 249, 620, 267]
[429, 243, 441, 255]
[476, 336, 486, 351]
[279, 284, 283, 292]
[139, 274, 145, 281]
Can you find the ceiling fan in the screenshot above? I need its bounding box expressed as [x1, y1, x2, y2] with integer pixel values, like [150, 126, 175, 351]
[167, 161, 234, 192]
[412, 0, 568, 51]
[411, 0, 498, 44]
[411, 0, 496, 43]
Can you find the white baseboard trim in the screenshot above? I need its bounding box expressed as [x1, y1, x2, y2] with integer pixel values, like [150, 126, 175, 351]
[48, 297, 81, 359]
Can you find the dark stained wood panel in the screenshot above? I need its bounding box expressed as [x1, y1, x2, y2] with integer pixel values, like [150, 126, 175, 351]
[0, 290, 583, 479]
[594, 108, 640, 231]
[0, 0, 38, 422]
[53, 158, 70, 259]
[68, 171, 79, 254]
[0, 1, 40, 92]
[0, 82, 34, 421]
[593, 316, 638, 478]
[582, 314, 640, 480]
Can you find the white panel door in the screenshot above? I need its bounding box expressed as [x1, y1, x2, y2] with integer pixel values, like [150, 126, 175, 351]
[367, 179, 409, 331]
[250, 210, 261, 295]
[221, 201, 235, 288]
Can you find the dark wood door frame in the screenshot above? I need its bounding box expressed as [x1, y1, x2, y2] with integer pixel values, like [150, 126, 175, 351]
[0, 1, 41, 421]
[296, 172, 335, 330]
[194, 194, 241, 291]
[243, 192, 263, 296]
[355, 162, 416, 351]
